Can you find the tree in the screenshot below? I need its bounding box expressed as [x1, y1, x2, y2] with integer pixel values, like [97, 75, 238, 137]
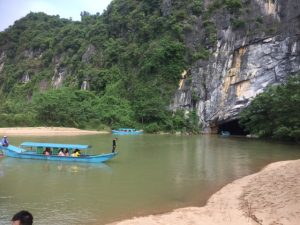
[239, 74, 300, 141]
[32, 88, 98, 127]
[93, 95, 134, 127]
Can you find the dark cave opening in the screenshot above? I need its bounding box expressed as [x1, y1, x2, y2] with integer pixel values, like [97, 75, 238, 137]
[218, 119, 249, 136]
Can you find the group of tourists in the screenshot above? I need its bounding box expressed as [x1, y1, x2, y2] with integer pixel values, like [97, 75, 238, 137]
[57, 148, 70, 156]
[43, 147, 81, 157]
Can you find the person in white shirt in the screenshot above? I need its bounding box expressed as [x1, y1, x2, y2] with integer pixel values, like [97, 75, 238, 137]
[1, 136, 9, 147]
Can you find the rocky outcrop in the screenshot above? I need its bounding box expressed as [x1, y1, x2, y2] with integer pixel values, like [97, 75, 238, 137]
[82, 44, 96, 63]
[23, 49, 43, 59]
[161, 0, 172, 16]
[51, 55, 68, 88]
[52, 65, 67, 88]
[21, 72, 30, 84]
[0, 51, 5, 73]
[81, 80, 90, 90]
[171, 0, 300, 133]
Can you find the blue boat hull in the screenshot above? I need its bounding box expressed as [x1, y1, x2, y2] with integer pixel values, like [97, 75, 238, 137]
[112, 130, 143, 135]
[2, 146, 117, 163]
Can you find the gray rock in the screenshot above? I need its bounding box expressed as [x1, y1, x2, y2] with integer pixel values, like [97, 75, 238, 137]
[52, 66, 67, 88]
[82, 44, 96, 63]
[171, 0, 300, 132]
[161, 0, 172, 16]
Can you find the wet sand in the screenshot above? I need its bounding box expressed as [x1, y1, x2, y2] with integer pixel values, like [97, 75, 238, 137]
[108, 159, 300, 225]
[0, 127, 109, 136]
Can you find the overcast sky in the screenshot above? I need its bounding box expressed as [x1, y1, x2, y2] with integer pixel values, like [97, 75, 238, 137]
[0, 0, 112, 31]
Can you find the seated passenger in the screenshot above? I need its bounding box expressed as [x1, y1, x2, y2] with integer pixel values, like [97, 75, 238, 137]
[71, 149, 81, 157]
[43, 147, 51, 156]
[58, 148, 65, 156]
[64, 149, 69, 156]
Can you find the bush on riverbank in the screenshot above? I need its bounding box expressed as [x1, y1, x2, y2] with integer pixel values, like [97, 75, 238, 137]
[239, 73, 300, 141]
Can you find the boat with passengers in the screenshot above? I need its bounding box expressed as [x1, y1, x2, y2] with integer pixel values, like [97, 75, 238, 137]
[112, 128, 143, 135]
[0, 142, 117, 163]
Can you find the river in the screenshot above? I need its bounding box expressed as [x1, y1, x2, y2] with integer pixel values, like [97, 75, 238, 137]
[0, 134, 299, 224]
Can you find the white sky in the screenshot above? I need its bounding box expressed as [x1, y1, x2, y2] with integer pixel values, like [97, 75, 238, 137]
[0, 0, 112, 31]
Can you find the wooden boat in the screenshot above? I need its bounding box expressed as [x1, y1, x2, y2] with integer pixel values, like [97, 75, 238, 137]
[1, 142, 117, 163]
[112, 128, 143, 135]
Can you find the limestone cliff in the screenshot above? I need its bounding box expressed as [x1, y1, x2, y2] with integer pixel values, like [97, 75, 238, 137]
[171, 0, 300, 133]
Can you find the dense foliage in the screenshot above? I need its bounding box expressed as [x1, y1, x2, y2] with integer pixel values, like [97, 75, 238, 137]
[239, 74, 300, 141]
[0, 0, 207, 133]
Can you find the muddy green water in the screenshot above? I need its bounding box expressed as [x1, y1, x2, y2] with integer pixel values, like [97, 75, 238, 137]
[0, 134, 299, 225]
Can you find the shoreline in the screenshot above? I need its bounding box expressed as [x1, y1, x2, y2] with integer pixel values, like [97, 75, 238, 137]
[0, 127, 109, 136]
[108, 159, 300, 225]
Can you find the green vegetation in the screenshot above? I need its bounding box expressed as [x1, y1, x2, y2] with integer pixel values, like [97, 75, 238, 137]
[225, 0, 242, 13]
[231, 18, 246, 29]
[239, 74, 300, 141]
[0, 0, 205, 133]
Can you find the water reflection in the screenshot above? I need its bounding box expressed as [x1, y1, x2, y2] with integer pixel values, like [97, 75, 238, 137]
[1, 157, 112, 175]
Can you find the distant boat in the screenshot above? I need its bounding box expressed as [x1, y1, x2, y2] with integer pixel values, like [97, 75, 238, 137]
[1, 142, 117, 163]
[112, 128, 143, 135]
[221, 131, 231, 136]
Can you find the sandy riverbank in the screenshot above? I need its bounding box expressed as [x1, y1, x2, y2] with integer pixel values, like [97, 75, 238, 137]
[108, 159, 300, 225]
[0, 127, 109, 136]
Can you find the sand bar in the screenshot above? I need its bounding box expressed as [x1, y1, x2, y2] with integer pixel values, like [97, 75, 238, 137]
[108, 159, 300, 225]
[0, 127, 109, 136]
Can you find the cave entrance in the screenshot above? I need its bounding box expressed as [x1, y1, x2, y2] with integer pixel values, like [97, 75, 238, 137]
[218, 119, 249, 135]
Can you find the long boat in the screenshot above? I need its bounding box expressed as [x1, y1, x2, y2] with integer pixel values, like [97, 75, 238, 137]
[1, 142, 118, 163]
[112, 128, 143, 135]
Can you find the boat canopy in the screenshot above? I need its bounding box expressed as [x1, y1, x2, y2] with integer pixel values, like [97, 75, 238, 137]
[20, 142, 91, 150]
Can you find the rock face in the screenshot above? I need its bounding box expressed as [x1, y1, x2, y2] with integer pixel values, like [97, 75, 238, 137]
[0, 52, 6, 73]
[161, 0, 172, 16]
[81, 80, 90, 90]
[171, 0, 300, 133]
[51, 55, 68, 89]
[82, 44, 96, 63]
